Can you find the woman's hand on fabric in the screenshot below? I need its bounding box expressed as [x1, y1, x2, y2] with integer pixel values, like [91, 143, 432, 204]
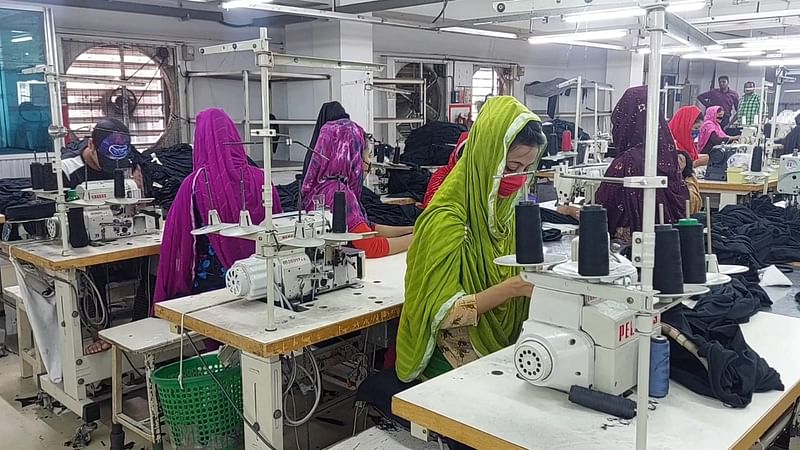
[556, 205, 581, 220]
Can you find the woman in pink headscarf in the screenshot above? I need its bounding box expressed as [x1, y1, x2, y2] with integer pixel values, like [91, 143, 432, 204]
[153, 108, 283, 304]
[698, 106, 738, 154]
[302, 118, 413, 258]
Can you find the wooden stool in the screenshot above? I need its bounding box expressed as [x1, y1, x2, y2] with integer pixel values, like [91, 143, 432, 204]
[99, 318, 198, 449]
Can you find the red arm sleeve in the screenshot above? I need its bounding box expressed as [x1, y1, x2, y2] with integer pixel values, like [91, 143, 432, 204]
[350, 223, 390, 258]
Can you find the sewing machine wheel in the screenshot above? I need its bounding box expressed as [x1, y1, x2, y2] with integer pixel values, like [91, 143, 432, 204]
[225, 267, 248, 298]
[45, 217, 59, 239]
[709, 147, 727, 165]
[514, 340, 553, 382]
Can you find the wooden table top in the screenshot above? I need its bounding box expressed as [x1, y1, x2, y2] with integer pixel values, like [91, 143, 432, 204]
[8, 233, 162, 271]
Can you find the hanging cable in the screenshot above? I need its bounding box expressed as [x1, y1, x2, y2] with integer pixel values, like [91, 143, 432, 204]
[284, 348, 322, 427]
[78, 270, 108, 331]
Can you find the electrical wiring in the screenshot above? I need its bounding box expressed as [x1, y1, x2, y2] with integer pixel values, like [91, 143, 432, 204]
[183, 331, 279, 450]
[77, 270, 108, 331]
[283, 348, 322, 427]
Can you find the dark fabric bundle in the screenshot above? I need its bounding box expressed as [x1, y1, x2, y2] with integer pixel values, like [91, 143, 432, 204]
[277, 179, 422, 226]
[400, 121, 467, 167]
[662, 277, 783, 408]
[0, 177, 35, 214]
[387, 165, 431, 202]
[694, 196, 800, 270]
[540, 207, 579, 225]
[137, 144, 194, 210]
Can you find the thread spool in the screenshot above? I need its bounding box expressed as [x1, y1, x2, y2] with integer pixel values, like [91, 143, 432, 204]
[561, 130, 573, 152]
[578, 205, 609, 276]
[751, 146, 764, 172]
[515, 201, 544, 264]
[42, 162, 58, 191]
[332, 191, 347, 233]
[568, 385, 636, 419]
[109, 423, 125, 450]
[30, 162, 44, 190]
[654, 224, 684, 295]
[547, 132, 559, 156]
[676, 218, 706, 284]
[67, 207, 90, 248]
[113, 169, 126, 199]
[649, 335, 670, 398]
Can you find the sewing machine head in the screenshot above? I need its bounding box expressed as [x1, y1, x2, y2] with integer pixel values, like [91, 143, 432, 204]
[225, 211, 365, 307]
[553, 164, 608, 205]
[704, 145, 740, 181]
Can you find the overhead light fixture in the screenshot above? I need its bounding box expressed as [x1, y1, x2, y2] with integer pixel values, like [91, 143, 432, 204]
[565, 41, 628, 51]
[637, 46, 694, 55]
[563, 1, 704, 24]
[222, 0, 273, 8]
[749, 57, 800, 67]
[682, 54, 740, 63]
[744, 37, 800, 50]
[11, 36, 33, 43]
[691, 8, 800, 25]
[440, 27, 518, 39]
[528, 29, 628, 44]
[685, 49, 763, 58]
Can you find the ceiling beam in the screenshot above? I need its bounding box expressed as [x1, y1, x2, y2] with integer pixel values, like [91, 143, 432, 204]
[22, 0, 224, 22]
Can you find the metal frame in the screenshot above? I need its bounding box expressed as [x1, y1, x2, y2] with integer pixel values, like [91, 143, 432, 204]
[196, 28, 382, 450]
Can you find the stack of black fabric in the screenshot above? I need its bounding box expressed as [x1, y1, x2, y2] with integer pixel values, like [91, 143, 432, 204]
[0, 178, 35, 214]
[137, 143, 194, 210]
[696, 196, 800, 270]
[662, 277, 783, 407]
[388, 122, 466, 201]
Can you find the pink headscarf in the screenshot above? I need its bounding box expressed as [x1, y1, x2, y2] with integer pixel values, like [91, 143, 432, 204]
[697, 106, 728, 152]
[153, 108, 282, 304]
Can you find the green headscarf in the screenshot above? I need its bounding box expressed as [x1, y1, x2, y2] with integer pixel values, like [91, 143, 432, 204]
[396, 96, 545, 382]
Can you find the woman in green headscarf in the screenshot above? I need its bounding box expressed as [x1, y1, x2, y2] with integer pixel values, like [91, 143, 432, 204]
[396, 96, 547, 382]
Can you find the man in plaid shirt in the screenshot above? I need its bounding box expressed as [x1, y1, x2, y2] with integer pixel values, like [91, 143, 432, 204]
[737, 81, 761, 126]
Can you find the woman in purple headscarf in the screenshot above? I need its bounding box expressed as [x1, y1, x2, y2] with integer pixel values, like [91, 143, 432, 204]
[596, 86, 689, 240]
[153, 108, 283, 304]
[302, 118, 413, 258]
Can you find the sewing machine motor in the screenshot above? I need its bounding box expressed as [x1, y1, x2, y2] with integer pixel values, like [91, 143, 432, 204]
[778, 153, 800, 195]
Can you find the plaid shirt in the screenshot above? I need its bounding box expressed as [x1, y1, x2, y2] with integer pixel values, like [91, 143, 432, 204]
[737, 93, 761, 125]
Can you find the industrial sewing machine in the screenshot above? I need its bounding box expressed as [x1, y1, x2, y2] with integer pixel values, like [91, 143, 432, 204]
[44, 180, 160, 243]
[225, 211, 365, 307]
[553, 163, 609, 205]
[778, 152, 800, 196]
[512, 251, 646, 396]
[704, 144, 744, 181]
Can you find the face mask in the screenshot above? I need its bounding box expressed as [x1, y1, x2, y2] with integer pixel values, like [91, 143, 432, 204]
[745, 89, 755, 95]
[498, 175, 527, 198]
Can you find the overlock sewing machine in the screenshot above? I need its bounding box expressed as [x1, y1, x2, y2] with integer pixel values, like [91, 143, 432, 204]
[225, 211, 365, 308]
[553, 163, 609, 205]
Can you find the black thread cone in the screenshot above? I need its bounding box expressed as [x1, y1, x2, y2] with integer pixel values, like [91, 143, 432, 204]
[751, 146, 764, 172]
[515, 201, 544, 264]
[113, 169, 126, 198]
[332, 191, 347, 234]
[677, 219, 706, 284]
[654, 224, 684, 294]
[578, 205, 609, 276]
[30, 162, 44, 189]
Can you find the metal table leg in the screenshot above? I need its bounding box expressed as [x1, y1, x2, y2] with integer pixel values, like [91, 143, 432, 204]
[241, 352, 284, 450]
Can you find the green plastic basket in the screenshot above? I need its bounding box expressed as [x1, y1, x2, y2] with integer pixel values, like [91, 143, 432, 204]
[152, 354, 243, 450]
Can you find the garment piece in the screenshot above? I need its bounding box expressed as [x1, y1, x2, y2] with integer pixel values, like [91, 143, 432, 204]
[350, 222, 390, 258]
[686, 176, 702, 215]
[738, 93, 762, 126]
[396, 96, 546, 382]
[669, 106, 702, 161]
[779, 115, 800, 156]
[153, 108, 283, 304]
[0, 178, 34, 214]
[137, 143, 194, 210]
[422, 133, 469, 208]
[662, 277, 782, 408]
[13, 262, 61, 383]
[301, 118, 369, 231]
[401, 122, 468, 167]
[303, 102, 350, 176]
[697, 89, 739, 128]
[437, 294, 480, 370]
[595, 86, 689, 233]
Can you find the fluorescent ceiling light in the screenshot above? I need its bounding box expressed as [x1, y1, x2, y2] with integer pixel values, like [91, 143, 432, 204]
[744, 37, 800, 50]
[563, 1, 704, 24]
[749, 57, 800, 67]
[682, 54, 740, 63]
[528, 29, 627, 44]
[440, 27, 518, 39]
[685, 49, 763, 58]
[564, 41, 628, 51]
[637, 46, 694, 55]
[222, 0, 273, 8]
[10, 36, 33, 43]
[691, 8, 800, 25]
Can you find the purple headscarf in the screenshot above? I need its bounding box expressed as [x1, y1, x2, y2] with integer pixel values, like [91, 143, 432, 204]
[697, 106, 728, 152]
[596, 86, 688, 234]
[153, 108, 283, 304]
[301, 118, 369, 231]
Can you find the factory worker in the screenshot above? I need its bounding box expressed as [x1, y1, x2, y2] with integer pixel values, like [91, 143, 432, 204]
[153, 108, 283, 304]
[697, 75, 738, 129]
[669, 105, 709, 168]
[61, 117, 143, 190]
[596, 86, 688, 241]
[395, 96, 546, 382]
[698, 106, 738, 154]
[303, 101, 350, 176]
[301, 118, 413, 258]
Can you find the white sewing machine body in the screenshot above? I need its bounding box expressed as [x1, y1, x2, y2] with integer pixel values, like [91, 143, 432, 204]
[45, 180, 160, 243]
[225, 211, 365, 307]
[778, 153, 800, 195]
[553, 163, 609, 205]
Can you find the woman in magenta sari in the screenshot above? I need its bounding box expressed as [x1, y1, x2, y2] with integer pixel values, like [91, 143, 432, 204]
[596, 86, 688, 240]
[301, 118, 413, 258]
[153, 108, 283, 304]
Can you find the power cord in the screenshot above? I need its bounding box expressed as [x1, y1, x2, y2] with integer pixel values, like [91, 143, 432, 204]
[183, 332, 279, 450]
